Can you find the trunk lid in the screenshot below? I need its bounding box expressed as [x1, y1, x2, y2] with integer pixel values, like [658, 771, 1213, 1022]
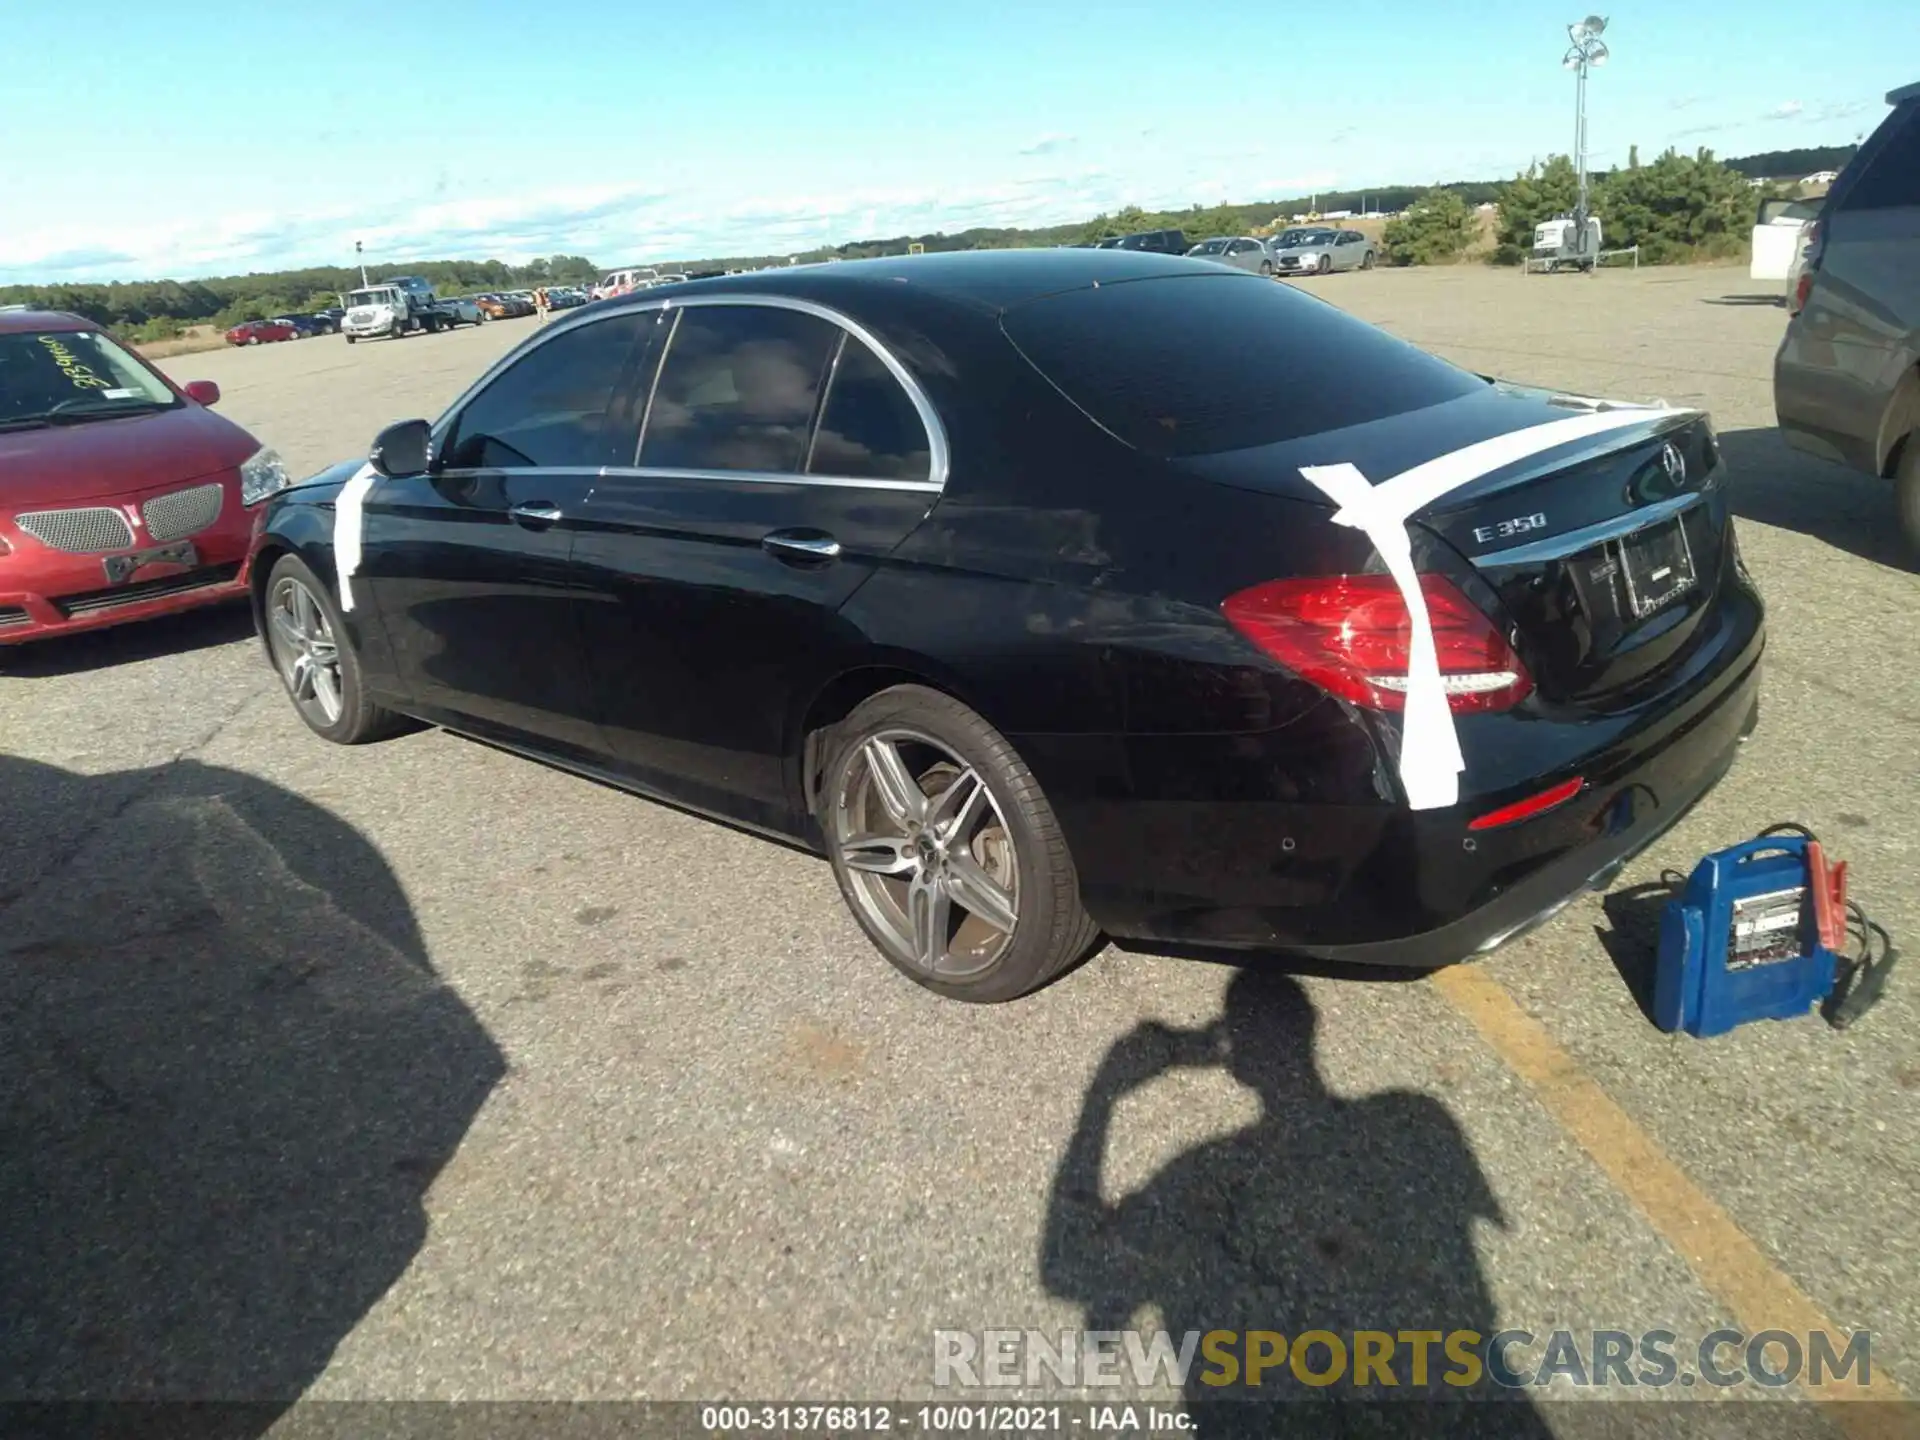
[1184, 382, 1733, 706]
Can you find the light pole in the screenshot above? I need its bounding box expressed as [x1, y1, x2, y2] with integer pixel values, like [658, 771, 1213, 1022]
[1562, 16, 1610, 244]
[356, 240, 367, 288]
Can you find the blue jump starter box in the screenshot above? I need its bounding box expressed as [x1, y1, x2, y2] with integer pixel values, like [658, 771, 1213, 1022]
[1653, 834, 1844, 1038]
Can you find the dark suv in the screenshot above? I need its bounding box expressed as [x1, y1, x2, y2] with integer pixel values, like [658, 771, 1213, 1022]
[1774, 80, 1920, 550]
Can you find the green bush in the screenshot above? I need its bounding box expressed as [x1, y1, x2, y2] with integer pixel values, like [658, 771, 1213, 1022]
[1491, 156, 1583, 265]
[1382, 190, 1476, 266]
[1491, 147, 1756, 265]
[119, 316, 185, 343]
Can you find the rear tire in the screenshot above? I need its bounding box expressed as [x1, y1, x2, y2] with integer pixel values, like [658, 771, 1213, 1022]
[1896, 430, 1920, 555]
[818, 685, 1100, 1003]
[1361, 250, 1375, 270]
[262, 554, 413, 746]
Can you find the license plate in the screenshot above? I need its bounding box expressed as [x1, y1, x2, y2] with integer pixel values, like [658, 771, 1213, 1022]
[1616, 518, 1696, 619]
[103, 540, 197, 584]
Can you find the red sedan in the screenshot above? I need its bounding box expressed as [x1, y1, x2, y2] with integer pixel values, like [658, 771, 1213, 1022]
[1, 309, 292, 652]
[225, 318, 296, 345]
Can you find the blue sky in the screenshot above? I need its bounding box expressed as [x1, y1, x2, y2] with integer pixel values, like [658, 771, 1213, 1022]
[0, 0, 1902, 283]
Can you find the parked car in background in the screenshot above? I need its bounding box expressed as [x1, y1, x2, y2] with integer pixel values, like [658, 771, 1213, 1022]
[225, 318, 297, 345]
[273, 314, 328, 339]
[440, 296, 485, 327]
[1271, 227, 1376, 275]
[595, 267, 660, 299]
[1097, 229, 1188, 255]
[1, 309, 291, 654]
[1774, 79, 1920, 551]
[315, 306, 345, 331]
[251, 250, 1761, 1003]
[1189, 236, 1275, 275]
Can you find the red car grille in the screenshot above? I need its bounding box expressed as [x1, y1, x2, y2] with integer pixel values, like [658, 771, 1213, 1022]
[0, 605, 30, 629]
[141, 483, 225, 542]
[52, 562, 242, 618]
[14, 506, 137, 553]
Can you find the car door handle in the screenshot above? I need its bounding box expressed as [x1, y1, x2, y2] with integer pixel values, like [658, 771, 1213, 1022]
[762, 529, 841, 562]
[509, 501, 564, 526]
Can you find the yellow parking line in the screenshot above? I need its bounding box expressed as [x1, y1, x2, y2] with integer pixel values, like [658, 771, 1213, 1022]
[1430, 964, 1910, 1437]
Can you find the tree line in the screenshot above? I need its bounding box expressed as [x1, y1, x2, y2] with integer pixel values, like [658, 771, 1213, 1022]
[1378, 146, 1786, 267]
[0, 255, 600, 341]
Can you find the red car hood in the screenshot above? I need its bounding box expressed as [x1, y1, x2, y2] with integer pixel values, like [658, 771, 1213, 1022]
[0, 403, 260, 509]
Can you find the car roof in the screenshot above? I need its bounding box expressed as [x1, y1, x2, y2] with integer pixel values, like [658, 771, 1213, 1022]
[611, 248, 1207, 316]
[0, 308, 95, 335]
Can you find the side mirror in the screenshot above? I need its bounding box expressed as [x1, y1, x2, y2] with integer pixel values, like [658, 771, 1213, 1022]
[369, 418, 432, 478]
[183, 379, 220, 406]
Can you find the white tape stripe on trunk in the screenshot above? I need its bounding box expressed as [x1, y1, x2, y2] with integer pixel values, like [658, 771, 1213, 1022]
[1298, 405, 1698, 811]
[332, 462, 378, 612]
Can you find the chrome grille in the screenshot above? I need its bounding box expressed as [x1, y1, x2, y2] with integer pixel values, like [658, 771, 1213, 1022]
[14, 507, 135, 553]
[141, 483, 224, 542]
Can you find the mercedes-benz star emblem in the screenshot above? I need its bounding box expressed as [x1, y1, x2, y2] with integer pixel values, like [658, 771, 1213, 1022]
[1660, 441, 1687, 486]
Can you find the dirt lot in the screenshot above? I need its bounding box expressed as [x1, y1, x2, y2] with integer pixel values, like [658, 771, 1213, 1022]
[4, 273, 1916, 1431]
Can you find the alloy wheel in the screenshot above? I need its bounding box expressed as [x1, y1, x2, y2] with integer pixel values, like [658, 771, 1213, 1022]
[831, 729, 1020, 980]
[267, 575, 344, 727]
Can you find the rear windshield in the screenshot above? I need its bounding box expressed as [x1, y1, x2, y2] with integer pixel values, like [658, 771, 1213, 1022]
[0, 329, 177, 429]
[1002, 273, 1483, 457]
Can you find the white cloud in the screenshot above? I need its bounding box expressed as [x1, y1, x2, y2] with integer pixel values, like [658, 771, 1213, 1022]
[1767, 100, 1805, 120]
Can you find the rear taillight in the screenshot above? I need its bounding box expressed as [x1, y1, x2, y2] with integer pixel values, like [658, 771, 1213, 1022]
[1791, 220, 1822, 316]
[1223, 574, 1533, 714]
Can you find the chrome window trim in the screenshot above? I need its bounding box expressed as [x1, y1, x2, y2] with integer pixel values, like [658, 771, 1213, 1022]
[1470, 491, 1704, 568]
[597, 465, 942, 495]
[432, 293, 949, 492]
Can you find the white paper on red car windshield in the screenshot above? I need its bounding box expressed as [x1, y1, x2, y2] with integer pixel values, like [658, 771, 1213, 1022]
[332, 462, 378, 612]
[1297, 404, 1699, 811]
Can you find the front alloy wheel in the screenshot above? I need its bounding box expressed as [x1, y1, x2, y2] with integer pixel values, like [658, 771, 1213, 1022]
[267, 573, 343, 728]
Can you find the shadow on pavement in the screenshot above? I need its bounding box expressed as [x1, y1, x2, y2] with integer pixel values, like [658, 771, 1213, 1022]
[1719, 426, 1917, 573]
[1592, 880, 1685, 1026]
[0, 601, 258, 679]
[1700, 294, 1787, 307]
[0, 754, 505, 1431]
[1041, 967, 1547, 1437]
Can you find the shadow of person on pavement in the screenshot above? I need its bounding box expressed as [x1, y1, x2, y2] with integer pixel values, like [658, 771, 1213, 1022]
[1042, 968, 1547, 1438]
[0, 754, 505, 1435]
[1718, 426, 1917, 574]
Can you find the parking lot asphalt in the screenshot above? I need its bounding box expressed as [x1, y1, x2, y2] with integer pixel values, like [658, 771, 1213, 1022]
[3, 272, 1916, 1432]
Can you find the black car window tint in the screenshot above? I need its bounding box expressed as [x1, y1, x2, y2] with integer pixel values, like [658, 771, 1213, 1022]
[1004, 273, 1483, 458]
[1837, 104, 1920, 211]
[444, 313, 645, 469]
[808, 333, 933, 483]
[640, 305, 841, 473]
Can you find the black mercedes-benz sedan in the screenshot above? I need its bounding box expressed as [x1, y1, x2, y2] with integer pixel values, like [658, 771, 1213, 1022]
[250, 249, 1764, 1001]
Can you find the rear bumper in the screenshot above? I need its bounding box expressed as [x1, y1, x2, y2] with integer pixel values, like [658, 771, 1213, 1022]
[1022, 602, 1765, 968]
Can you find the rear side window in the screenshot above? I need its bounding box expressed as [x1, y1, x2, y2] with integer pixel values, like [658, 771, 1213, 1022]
[444, 313, 645, 469]
[809, 334, 932, 482]
[640, 305, 840, 473]
[1833, 102, 1920, 211]
[1003, 273, 1483, 457]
